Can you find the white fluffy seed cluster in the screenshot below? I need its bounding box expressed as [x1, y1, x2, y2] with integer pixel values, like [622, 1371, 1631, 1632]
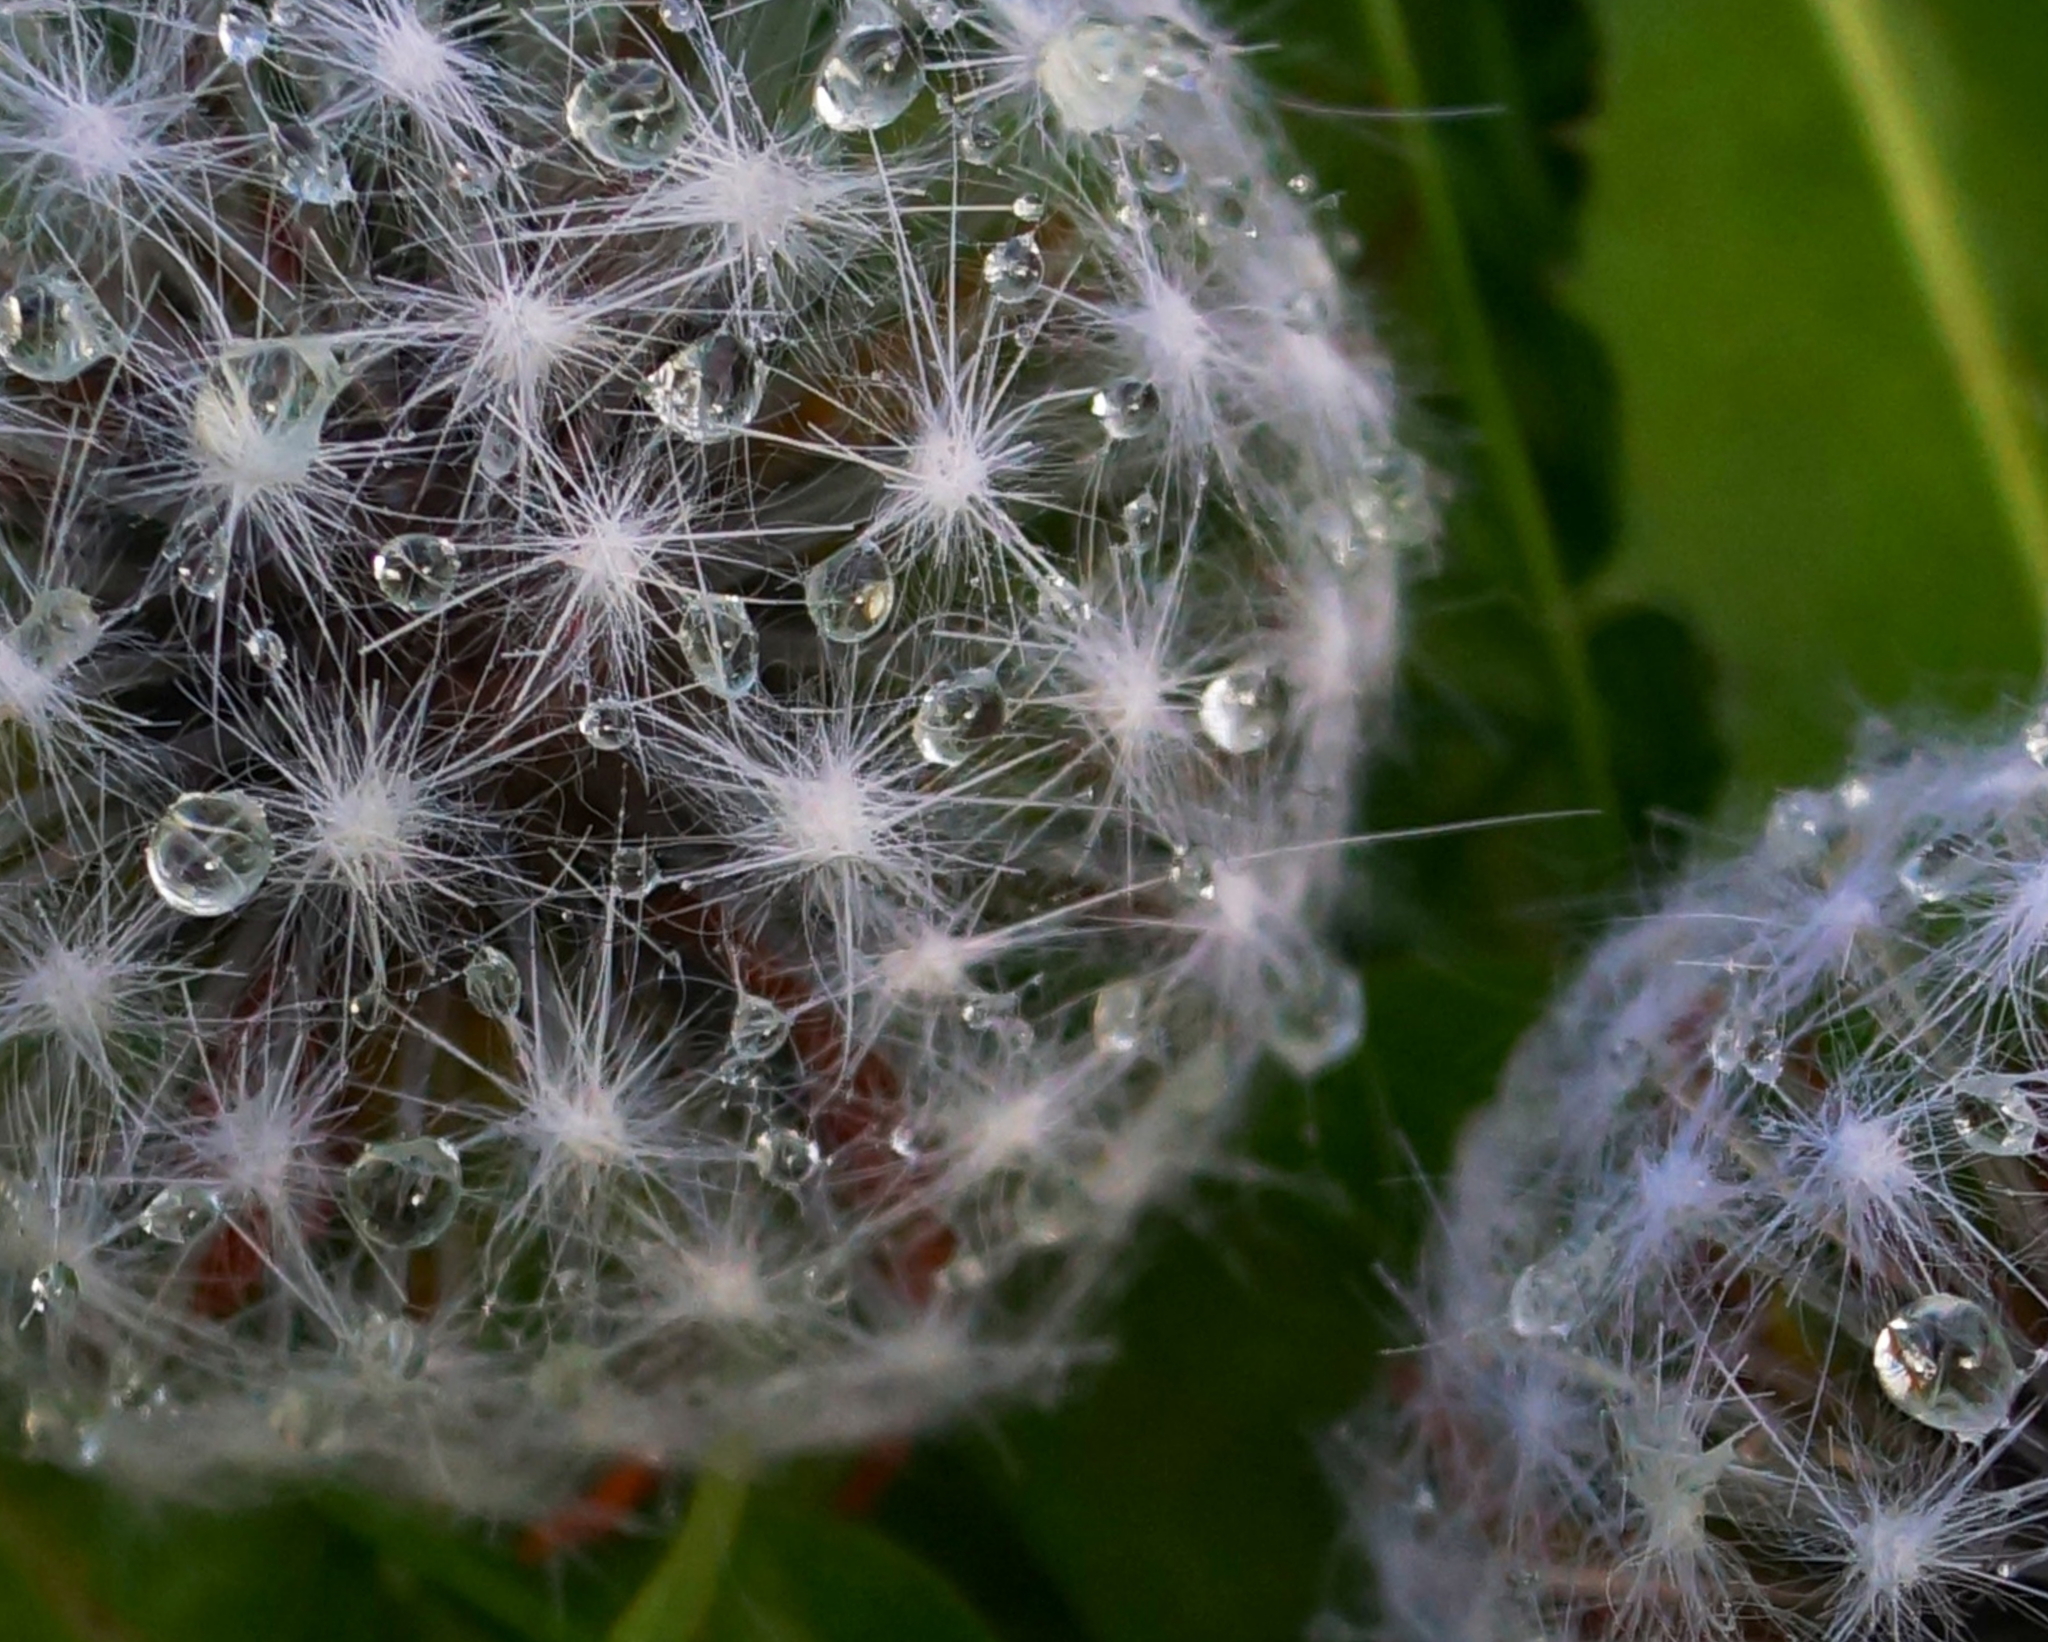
[0, 0, 1414, 1510]
[1344, 719, 2048, 1642]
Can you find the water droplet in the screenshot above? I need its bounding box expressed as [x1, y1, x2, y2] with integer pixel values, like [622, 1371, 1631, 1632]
[1952, 1075, 2040, 1157]
[658, 0, 696, 32]
[1507, 1232, 1612, 1340]
[1038, 18, 1148, 134]
[1011, 193, 1047, 224]
[913, 0, 960, 27]
[642, 332, 765, 442]
[347, 987, 387, 1028]
[463, 945, 520, 1017]
[140, 1183, 223, 1245]
[750, 1124, 820, 1188]
[1133, 135, 1185, 194]
[2025, 710, 2048, 769]
[216, 0, 269, 63]
[565, 59, 687, 171]
[913, 668, 1005, 765]
[805, 538, 895, 643]
[372, 532, 460, 613]
[1119, 491, 1161, 554]
[578, 698, 634, 750]
[343, 1137, 463, 1250]
[957, 117, 1001, 163]
[728, 992, 790, 1061]
[1092, 376, 1160, 440]
[270, 122, 354, 204]
[477, 418, 518, 477]
[1198, 664, 1283, 753]
[1707, 1012, 1784, 1085]
[8, 588, 99, 674]
[1139, 16, 1210, 89]
[983, 234, 1044, 305]
[173, 526, 231, 600]
[193, 341, 343, 458]
[1, 275, 115, 383]
[1195, 184, 1252, 240]
[243, 627, 286, 672]
[612, 844, 657, 898]
[146, 792, 272, 917]
[1092, 978, 1146, 1056]
[28, 1261, 78, 1319]
[813, 3, 924, 133]
[961, 992, 1033, 1052]
[1762, 787, 1841, 871]
[353, 1309, 426, 1379]
[677, 590, 760, 698]
[1900, 833, 1979, 905]
[1169, 844, 1218, 903]
[1265, 946, 1364, 1075]
[1873, 1293, 2017, 1440]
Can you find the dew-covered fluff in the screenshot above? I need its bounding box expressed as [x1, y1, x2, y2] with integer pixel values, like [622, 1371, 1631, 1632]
[0, 0, 1417, 1511]
[1337, 718, 2048, 1642]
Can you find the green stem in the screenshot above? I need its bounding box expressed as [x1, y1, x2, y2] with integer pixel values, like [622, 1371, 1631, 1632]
[608, 1442, 752, 1642]
[1805, 0, 2048, 631]
[1358, 0, 1623, 844]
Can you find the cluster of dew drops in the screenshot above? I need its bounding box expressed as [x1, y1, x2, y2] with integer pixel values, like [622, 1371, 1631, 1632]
[0, 0, 1412, 1493]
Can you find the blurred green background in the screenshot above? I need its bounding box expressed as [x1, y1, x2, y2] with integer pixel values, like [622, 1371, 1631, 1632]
[7, 0, 2047, 1636]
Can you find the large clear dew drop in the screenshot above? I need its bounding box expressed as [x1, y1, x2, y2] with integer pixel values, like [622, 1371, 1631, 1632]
[1264, 946, 1364, 1075]
[372, 533, 460, 613]
[1, 275, 116, 383]
[983, 235, 1044, 305]
[342, 1137, 464, 1250]
[914, 668, 1006, 766]
[729, 992, 791, 1061]
[643, 333, 765, 441]
[1873, 1292, 2019, 1440]
[1951, 1074, 2040, 1157]
[805, 538, 895, 643]
[146, 791, 273, 918]
[271, 123, 355, 205]
[578, 699, 635, 751]
[812, 4, 924, 133]
[192, 341, 343, 461]
[677, 590, 760, 698]
[1198, 664, 1283, 753]
[463, 945, 521, 1018]
[566, 59, 687, 171]
[1507, 1232, 1613, 1341]
[140, 1183, 224, 1245]
[8, 589, 99, 676]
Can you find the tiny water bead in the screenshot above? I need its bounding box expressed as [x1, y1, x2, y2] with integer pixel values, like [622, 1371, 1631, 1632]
[1092, 377, 1161, 441]
[463, 945, 521, 1018]
[1120, 491, 1161, 554]
[913, 668, 1005, 766]
[1198, 664, 1282, 754]
[1, 275, 116, 383]
[728, 992, 791, 1061]
[372, 533, 460, 613]
[958, 117, 1002, 163]
[1265, 946, 1364, 1075]
[565, 59, 687, 172]
[1872, 1292, 2019, 1441]
[139, 1184, 223, 1245]
[805, 538, 895, 643]
[173, 527, 231, 600]
[2025, 708, 2048, 769]
[677, 590, 760, 698]
[1900, 832, 1980, 905]
[192, 342, 344, 457]
[145, 791, 273, 918]
[1169, 843, 1219, 903]
[216, 0, 270, 63]
[342, 1137, 464, 1250]
[611, 845, 657, 898]
[751, 1124, 821, 1189]
[1762, 787, 1842, 872]
[28, 1262, 79, 1320]
[271, 124, 355, 206]
[983, 234, 1044, 305]
[577, 699, 634, 751]
[1707, 1012, 1785, 1086]
[1951, 1074, 2041, 1157]
[812, 3, 924, 133]
[1038, 17, 1149, 135]
[9, 588, 100, 675]
[1011, 193, 1047, 224]
[1091, 978, 1146, 1056]
[642, 333, 765, 442]
[1506, 1232, 1613, 1341]
[1133, 135, 1186, 194]
[242, 627, 286, 673]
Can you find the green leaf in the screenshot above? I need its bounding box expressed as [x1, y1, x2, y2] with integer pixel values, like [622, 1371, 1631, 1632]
[1575, 0, 2047, 801]
[609, 1457, 749, 1642]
